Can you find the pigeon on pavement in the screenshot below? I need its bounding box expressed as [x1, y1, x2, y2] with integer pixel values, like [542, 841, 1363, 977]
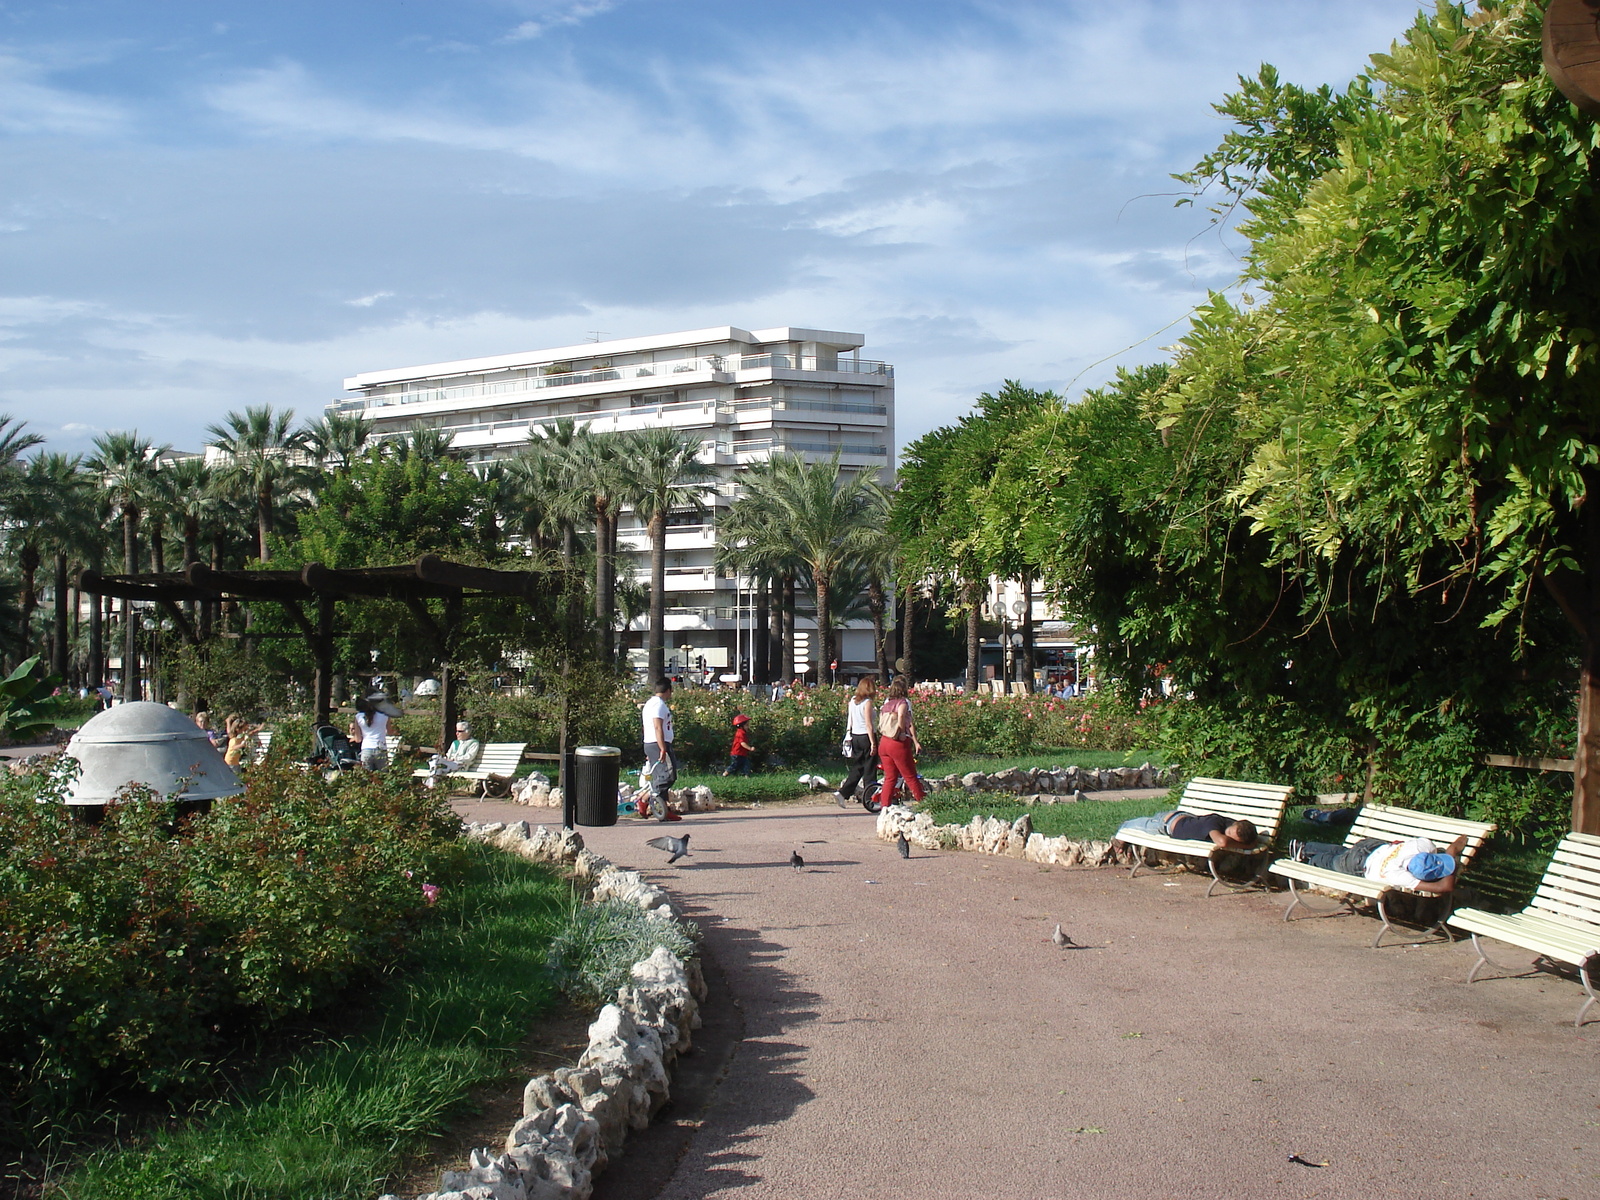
[790, 849, 804, 870]
[896, 832, 910, 859]
[1052, 924, 1073, 948]
[646, 834, 691, 864]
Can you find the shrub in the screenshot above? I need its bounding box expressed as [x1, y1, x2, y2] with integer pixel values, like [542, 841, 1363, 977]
[0, 758, 464, 1112]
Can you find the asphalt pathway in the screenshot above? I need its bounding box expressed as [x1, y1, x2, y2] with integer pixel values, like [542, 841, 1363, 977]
[456, 798, 1600, 1200]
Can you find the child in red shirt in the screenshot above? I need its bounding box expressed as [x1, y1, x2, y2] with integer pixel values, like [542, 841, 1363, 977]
[723, 713, 755, 776]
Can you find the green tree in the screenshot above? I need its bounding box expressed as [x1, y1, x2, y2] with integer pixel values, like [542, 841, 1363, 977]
[626, 427, 718, 679]
[206, 405, 307, 561]
[87, 433, 167, 701]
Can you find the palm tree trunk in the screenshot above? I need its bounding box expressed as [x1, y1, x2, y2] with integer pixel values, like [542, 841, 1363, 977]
[964, 578, 982, 693]
[122, 508, 140, 701]
[780, 574, 795, 682]
[150, 517, 166, 574]
[647, 511, 667, 679]
[52, 553, 69, 679]
[899, 588, 916, 682]
[868, 576, 888, 683]
[753, 577, 771, 685]
[257, 483, 272, 561]
[88, 556, 104, 689]
[814, 573, 832, 684]
[18, 542, 38, 654]
[593, 504, 614, 663]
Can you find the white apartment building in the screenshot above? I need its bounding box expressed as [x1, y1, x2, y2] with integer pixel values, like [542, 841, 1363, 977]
[330, 326, 895, 678]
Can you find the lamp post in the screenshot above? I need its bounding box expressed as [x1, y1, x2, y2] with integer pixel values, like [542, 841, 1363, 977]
[679, 643, 693, 683]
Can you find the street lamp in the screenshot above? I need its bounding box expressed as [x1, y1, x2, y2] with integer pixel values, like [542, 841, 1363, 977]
[679, 643, 693, 682]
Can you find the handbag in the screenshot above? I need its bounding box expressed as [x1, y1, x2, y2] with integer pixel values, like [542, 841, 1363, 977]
[841, 734, 852, 758]
[878, 701, 905, 739]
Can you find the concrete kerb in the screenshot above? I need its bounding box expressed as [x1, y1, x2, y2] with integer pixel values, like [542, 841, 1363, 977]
[381, 821, 707, 1200]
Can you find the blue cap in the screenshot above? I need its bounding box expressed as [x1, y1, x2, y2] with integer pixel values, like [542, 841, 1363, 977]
[1408, 852, 1455, 882]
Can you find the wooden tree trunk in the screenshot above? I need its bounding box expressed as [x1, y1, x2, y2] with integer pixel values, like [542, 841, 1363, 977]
[900, 588, 916, 682]
[753, 578, 771, 685]
[780, 575, 796, 681]
[964, 578, 981, 693]
[868, 577, 888, 683]
[122, 509, 140, 702]
[87, 583, 103, 689]
[647, 512, 666, 680]
[815, 574, 832, 684]
[1019, 571, 1035, 683]
[17, 543, 37, 655]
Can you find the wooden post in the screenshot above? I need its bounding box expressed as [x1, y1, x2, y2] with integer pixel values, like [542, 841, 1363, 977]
[313, 595, 334, 726]
[438, 594, 462, 754]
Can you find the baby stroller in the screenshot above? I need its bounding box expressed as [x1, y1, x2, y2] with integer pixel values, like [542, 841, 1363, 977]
[308, 723, 361, 779]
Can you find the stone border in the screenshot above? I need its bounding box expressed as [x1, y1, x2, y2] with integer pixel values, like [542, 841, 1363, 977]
[876, 804, 1134, 868]
[921, 762, 1177, 801]
[382, 821, 707, 1200]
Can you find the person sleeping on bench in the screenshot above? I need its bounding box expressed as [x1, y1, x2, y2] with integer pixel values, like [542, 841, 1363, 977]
[1117, 810, 1259, 850]
[1290, 834, 1469, 894]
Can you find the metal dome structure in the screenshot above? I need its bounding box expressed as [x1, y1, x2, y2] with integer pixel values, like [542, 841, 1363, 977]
[63, 701, 244, 807]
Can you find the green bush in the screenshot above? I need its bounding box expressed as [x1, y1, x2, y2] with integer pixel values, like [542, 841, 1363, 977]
[452, 684, 1154, 771]
[0, 759, 464, 1112]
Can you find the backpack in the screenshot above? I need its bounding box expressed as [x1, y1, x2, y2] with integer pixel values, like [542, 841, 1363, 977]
[878, 700, 905, 739]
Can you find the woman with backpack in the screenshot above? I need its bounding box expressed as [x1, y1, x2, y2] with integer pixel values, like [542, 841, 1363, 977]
[871, 678, 925, 811]
[835, 677, 880, 809]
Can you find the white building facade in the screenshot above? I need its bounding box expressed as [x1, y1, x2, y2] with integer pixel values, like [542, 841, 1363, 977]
[330, 326, 895, 678]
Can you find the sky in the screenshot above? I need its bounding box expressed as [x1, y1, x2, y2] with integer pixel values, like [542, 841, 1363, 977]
[0, 0, 1429, 457]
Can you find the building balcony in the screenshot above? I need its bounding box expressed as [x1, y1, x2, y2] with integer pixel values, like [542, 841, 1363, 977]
[329, 353, 892, 418]
[727, 436, 888, 459]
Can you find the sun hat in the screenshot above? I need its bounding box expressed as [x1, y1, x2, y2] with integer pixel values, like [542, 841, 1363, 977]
[1408, 851, 1455, 882]
[732, 713, 750, 726]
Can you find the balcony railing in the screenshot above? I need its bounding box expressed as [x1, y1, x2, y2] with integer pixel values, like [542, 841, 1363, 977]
[729, 437, 888, 457]
[734, 397, 887, 418]
[329, 353, 892, 415]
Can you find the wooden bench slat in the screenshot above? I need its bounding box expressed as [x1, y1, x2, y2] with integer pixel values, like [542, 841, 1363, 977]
[1535, 873, 1600, 903]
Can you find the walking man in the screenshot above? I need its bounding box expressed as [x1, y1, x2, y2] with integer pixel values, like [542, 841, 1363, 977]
[642, 676, 679, 822]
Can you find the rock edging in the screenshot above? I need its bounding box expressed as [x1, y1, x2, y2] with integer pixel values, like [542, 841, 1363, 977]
[875, 805, 1135, 868]
[921, 762, 1177, 800]
[380, 821, 707, 1200]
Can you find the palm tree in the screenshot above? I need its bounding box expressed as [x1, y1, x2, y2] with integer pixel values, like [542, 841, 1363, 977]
[301, 410, 371, 475]
[395, 423, 458, 465]
[515, 419, 591, 567]
[724, 452, 886, 680]
[88, 432, 167, 700]
[625, 428, 719, 679]
[562, 426, 632, 662]
[206, 405, 306, 560]
[717, 477, 801, 685]
[3, 453, 91, 660]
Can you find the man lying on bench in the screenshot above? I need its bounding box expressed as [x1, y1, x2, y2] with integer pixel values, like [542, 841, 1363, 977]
[1117, 810, 1259, 851]
[1288, 833, 1468, 894]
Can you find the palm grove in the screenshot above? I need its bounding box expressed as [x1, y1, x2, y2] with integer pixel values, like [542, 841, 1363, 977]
[0, 405, 898, 713]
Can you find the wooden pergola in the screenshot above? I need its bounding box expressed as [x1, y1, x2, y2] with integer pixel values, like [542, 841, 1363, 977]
[77, 554, 566, 755]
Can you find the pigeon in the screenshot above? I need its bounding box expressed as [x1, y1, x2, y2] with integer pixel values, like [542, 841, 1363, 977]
[646, 834, 691, 864]
[798, 773, 830, 789]
[1052, 924, 1074, 948]
[790, 849, 804, 870]
[896, 832, 910, 859]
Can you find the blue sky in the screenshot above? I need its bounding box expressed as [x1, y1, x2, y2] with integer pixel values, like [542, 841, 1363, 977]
[0, 0, 1427, 455]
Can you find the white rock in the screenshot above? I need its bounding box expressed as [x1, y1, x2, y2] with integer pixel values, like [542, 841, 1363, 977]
[437, 1149, 527, 1200]
[505, 1104, 601, 1200]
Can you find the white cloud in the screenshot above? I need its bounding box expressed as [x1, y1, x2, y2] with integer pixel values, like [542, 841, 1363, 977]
[0, 52, 126, 137]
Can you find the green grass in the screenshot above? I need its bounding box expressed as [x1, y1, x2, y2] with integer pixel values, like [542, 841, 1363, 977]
[60, 842, 574, 1200]
[677, 749, 1162, 806]
[918, 793, 1168, 840]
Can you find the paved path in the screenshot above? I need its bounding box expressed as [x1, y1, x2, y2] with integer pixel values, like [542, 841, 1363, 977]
[457, 799, 1599, 1200]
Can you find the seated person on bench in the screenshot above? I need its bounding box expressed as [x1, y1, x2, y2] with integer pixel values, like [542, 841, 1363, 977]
[1291, 834, 1468, 894]
[425, 721, 482, 788]
[1116, 810, 1259, 850]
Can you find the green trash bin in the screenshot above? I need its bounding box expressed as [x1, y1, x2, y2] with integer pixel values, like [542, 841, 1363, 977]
[574, 745, 621, 827]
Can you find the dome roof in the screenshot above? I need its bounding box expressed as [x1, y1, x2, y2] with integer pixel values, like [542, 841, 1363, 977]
[64, 701, 245, 805]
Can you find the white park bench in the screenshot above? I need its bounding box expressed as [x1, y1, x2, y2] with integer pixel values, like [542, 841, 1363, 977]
[254, 730, 273, 760]
[1115, 777, 1294, 897]
[1269, 804, 1496, 948]
[412, 741, 527, 795]
[1447, 831, 1600, 1026]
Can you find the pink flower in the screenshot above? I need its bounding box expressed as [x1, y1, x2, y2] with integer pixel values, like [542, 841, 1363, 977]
[421, 883, 440, 905]
[403, 869, 414, 879]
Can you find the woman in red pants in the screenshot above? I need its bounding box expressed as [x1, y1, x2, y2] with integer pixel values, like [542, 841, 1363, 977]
[871, 679, 925, 812]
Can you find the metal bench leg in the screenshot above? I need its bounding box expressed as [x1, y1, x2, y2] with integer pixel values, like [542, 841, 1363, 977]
[1128, 846, 1144, 880]
[1465, 932, 1511, 984]
[1577, 961, 1597, 1028]
[1372, 894, 1397, 949]
[1205, 855, 1263, 898]
[1282, 877, 1307, 922]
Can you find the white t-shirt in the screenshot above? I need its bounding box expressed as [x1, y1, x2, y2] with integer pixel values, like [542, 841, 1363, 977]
[355, 711, 389, 750]
[642, 695, 674, 745]
[847, 696, 874, 736]
[1363, 836, 1435, 888]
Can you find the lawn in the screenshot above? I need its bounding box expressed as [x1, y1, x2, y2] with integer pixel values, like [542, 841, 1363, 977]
[677, 748, 1163, 806]
[59, 842, 574, 1200]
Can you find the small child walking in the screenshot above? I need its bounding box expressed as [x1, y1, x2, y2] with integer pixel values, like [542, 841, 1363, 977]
[723, 713, 755, 776]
